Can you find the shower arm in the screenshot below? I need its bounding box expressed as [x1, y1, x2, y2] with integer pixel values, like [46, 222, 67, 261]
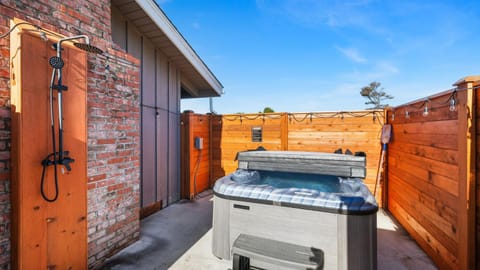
[54, 35, 92, 92]
[55, 35, 89, 58]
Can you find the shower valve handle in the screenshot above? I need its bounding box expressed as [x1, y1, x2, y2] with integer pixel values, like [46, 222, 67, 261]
[60, 157, 74, 171]
[41, 151, 74, 171]
[52, 84, 68, 91]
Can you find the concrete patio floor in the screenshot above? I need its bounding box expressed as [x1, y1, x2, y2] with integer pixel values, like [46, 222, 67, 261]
[102, 191, 437, 270]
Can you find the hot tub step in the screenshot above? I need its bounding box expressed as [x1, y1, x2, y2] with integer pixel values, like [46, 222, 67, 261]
[232, 234, 324, 270]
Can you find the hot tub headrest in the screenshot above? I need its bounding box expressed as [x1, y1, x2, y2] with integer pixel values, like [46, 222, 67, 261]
[237, 151, 366, 178]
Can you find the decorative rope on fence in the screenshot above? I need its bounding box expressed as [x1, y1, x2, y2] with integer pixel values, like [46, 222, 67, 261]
[289, 111, 384, 126]
[218, 85, 479, 124]
[219, 110, 385, 126]
[221, 113, 282, 122]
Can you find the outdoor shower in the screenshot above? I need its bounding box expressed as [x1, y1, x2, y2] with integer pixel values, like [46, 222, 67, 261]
[40, 35, 103, 202]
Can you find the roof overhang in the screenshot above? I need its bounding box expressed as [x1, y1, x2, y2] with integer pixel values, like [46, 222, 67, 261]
[112, 0, 223, 98]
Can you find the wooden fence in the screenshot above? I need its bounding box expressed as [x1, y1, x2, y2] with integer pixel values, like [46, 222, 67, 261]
[386, 76, 478, 269]
[467, 78, 480, 269]
[181, 110, 386, 205]
[476, 80, 480, 269]
[181, 76, 480, 270]
[181, 113, 211, 199]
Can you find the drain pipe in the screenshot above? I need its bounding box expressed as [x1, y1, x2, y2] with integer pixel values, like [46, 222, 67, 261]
[209, 97, 216, 114]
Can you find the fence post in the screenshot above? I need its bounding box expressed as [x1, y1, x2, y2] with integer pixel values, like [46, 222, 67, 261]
[180, 111, 193, 199]
[454, 76, 478, 270]
[208, 113, 213, 188]
[383, 108, 390, 209]
[281, 113, 289, 150]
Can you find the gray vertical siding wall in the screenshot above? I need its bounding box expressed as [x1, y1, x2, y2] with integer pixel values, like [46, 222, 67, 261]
[142, 38, 157, 207]
[111, 7, 181, 209]
[156, 51, 169, 203]
[168, 64, 181, 204]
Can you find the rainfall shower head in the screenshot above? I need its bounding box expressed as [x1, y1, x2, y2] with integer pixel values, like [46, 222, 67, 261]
[49, 56, 64, 69]
[54, 35, 104, 56]
[73, 42, 103, 54]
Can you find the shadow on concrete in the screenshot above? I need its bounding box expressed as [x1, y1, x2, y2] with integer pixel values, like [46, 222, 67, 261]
[102, 194, 437, 270]
[101, 191, 213, 270]
[376, 210, 437, 270]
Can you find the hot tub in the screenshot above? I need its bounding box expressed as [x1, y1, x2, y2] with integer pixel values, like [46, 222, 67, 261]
[212, 151, 378, 270]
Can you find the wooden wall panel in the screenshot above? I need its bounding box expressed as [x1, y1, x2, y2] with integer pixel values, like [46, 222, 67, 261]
[141, 107, 156, 207]
[168, 113, 180, 204]
[181, 113, 211, 199]
[168, 63, 179, 113]
[128, 26, 182, 212]
[156, 50, 169, 110]
[12, 33, 87, 269]
[211, 114, 285, 182]
[192, 111, 385, 204]
[142, 38, 156, 107]
[190, 115, 211, 194]
[287, 113, 384, 201]
[387, 90, 466, 269]
[476, 80, 480, 269]
[156, 110, 168, 205]
[127, 22, 141, 60]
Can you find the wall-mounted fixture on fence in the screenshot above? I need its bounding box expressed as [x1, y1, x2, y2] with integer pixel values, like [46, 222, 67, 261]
[422, 99, 430, 117]
[449, 91, 457, 112]
[251, 127, 262, 142]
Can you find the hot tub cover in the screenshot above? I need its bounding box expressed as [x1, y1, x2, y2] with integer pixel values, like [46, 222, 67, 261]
[213, 171, 378, 215]
[237, 151, 367, 178]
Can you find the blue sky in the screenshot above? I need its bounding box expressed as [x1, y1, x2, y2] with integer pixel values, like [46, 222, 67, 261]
[159, 0, 479, 114]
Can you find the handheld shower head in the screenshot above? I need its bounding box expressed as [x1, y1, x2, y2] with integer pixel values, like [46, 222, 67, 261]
[73, 42, 103, 54]
[49, 56, 64, 69]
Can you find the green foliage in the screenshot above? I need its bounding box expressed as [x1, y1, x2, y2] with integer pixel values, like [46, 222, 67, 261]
[360, 82, 393, 109]
[262, 107, 275, 113]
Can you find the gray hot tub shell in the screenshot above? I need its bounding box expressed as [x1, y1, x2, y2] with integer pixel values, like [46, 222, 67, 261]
[212, 151, 377, 270]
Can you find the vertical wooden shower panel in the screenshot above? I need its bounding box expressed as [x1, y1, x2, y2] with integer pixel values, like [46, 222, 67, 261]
[12, 33, 87, 269]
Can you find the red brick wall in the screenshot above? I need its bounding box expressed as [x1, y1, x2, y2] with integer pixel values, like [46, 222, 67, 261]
[0, 8, 14, 269]
[0, 107, 10, 269]
[0, 1, 141, 269]
[86, 49, 140, 268]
